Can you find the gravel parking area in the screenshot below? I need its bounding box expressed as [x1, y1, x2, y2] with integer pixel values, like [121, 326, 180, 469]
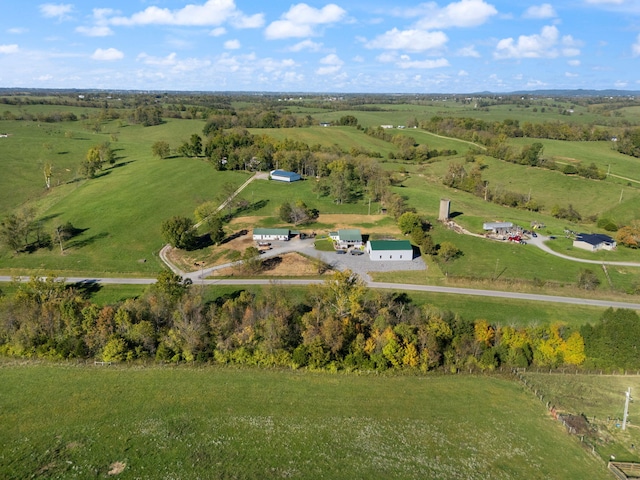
[263, 237, 426, 282]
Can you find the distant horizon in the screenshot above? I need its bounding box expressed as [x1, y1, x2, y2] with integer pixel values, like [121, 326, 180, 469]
[2, 86, 640, 97]
[2, 1, 640, 93]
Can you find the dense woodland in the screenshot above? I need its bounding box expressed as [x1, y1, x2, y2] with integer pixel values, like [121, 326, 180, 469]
[0, 271, 636, 372]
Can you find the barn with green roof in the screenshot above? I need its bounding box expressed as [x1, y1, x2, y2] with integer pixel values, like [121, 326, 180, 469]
[365, 240, 414, 261]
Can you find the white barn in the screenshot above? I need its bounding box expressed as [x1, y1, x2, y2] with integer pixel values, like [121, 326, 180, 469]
[252, 228, 290, 241]
[366, 240, 413, 261]
[270, 170, 301, 182]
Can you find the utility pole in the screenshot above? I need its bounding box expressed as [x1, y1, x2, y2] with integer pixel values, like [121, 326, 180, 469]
[623, 387, 632, 430]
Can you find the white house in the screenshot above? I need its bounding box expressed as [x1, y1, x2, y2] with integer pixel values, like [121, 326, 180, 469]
[253, 228, 290, 241]
[329, 229, 363, 248]
[573, 233, 616, 252]
[366, 240, 413, 261]
[270, 170, 301, 182]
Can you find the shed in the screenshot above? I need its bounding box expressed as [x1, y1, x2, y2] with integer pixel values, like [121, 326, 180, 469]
[366, 240, 413, 261]
[483, 222, 515, 235]
[330, 229, 363, 247]
[270, 170, 301, 182]
[252, 228, 290, 241]
[573, 233, 616, 252]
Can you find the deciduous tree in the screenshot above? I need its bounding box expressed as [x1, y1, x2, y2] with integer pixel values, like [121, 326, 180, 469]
[161, 216, 196, 249]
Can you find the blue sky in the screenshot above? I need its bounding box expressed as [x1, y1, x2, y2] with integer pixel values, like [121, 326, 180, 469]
[1, 0, 640, 93]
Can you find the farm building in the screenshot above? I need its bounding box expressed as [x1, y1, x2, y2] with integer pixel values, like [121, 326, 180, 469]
[366, 240, 413, 261]
[270, 170, 301, 182]
[330, 229, 363, 248]
[483, 222, 516, 235]
[573, 233, 616, 252]
[252, 228, 290, 241]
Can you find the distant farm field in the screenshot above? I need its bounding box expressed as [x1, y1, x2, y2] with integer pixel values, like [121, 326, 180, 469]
[0, 363, 610, 480]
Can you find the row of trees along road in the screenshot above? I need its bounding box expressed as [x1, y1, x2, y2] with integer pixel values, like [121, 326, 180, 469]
[4, 270, 635, 371]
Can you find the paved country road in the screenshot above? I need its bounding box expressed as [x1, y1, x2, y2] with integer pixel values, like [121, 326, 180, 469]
[1, 276, 639, 310]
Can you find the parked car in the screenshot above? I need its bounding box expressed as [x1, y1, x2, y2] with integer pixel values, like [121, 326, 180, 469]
[350, 250, 364, 255]
[336, 250, 346, 254]
[531, 232, 538, 238]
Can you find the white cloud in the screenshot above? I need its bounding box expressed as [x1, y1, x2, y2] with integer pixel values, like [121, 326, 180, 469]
[565, 72, 579, 77]
[0, 44, 19, 54]
[366, 28, 448, 52]
[109, 0, 263, 28]
[523, 4, 557, 19]
[265, 3, 347, 39]
[494, 25, 581, 59]
[412, 0, 498, 30]
[91, 48, 124, 61]
[76, 26, 113, 37]
[8, 28, 28, 34]
[633, 34, 640, 57]
[568, 59, 581, 66]
[457, 45, 480, 57]
[584, 0, 624, 4]
[458, 70, 469, 76]
[224, 39, 241, 50]
[137, 52, 213, 73]
[138, 52, 178, 66]
[316, 53, 344, 75]
[397, 58, 450, 69]
[210, 27, 227, 37]
[39, 3, 73, 20]
[288, 40, 323, 52]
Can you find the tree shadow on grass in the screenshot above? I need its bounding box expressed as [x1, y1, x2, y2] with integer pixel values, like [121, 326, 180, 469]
[262, 255, 282, 271]
[193, 233, 214, 250]
[69, 279, 102, 299]
[220, 229, 248, 245]
[67, 231, 109, 249]
[210, 289, 247, 308]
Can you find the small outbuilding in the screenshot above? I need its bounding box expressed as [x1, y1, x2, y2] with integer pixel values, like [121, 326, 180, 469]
[330, 229, 363, 248]
[270, 170, 301, 182]
[573, 233, 616, 252]
[253, 228, 290, 241]
[366, 240, 413, 261]
[483, 222, 514, 235]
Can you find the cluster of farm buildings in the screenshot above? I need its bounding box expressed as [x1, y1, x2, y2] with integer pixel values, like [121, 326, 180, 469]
[252, 228, 415, 262]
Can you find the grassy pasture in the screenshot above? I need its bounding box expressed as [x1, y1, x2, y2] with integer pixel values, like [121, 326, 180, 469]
[0, 363, 610, 480]
[251, 125, 398, 156]
[522, 373, 640, 463]
[0, 117, 250, 275]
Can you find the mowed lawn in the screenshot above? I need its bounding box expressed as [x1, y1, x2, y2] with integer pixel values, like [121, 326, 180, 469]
[0, 363, 610, 480]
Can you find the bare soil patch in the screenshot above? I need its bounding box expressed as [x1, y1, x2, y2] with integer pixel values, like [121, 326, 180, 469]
[108, 461, 126, 475]
[210, 252, 329, 277]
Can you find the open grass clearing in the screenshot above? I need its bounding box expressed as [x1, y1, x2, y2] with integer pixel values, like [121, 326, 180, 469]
[0, 362, 610, 480]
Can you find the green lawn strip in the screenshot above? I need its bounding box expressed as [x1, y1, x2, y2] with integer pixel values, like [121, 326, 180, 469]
[522, 373, 640, 463]
[0, 363, 610, 480]
[542, 236, 640, 263]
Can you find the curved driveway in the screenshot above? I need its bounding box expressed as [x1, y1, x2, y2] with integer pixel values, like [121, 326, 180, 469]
[527, 234, 640, 267]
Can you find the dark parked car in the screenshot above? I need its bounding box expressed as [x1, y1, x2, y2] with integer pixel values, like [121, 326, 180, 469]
[336, 250, 346, 254]
[350, 250, 364, 255]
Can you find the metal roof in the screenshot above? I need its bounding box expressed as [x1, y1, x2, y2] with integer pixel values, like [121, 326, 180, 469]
[368, 240, 413, 251]
[483, 222, 513, 230]
[253, 228, 290, 236]
[337, 229, 362, 241]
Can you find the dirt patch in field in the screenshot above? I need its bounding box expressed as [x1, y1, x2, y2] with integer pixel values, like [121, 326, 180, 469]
[108, 461, 126, 475]
[230, 214, 398, 234]
[210, 252, 330, 277]
[167, 230, 255, 273]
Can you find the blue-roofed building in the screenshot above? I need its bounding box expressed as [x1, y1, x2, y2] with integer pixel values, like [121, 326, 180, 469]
[270, 170, 301, 182]
[573, 233, 616, 252]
